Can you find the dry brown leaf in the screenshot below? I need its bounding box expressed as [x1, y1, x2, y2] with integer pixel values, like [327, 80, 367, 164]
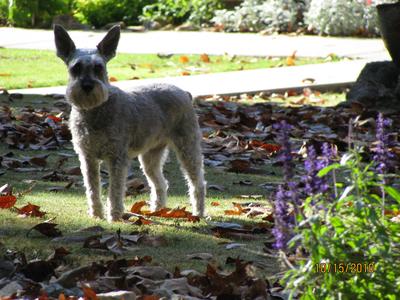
[286, 50, 297, 66]
[133, 216, 152, 225]
[179, 55, 189, 63]
[130, 200, 147, 214]
[82, 285, 98, 300]
[28, 222, 62, 237]
[0, 195, 16, 209]
[17, 202, 46, 217]
[200, 53, 210, 63]
[224, 203, 245, 216]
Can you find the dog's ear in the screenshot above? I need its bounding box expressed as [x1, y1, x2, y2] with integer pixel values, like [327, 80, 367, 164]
[97, 25, 120, 62]
[54, 24, 76, 63]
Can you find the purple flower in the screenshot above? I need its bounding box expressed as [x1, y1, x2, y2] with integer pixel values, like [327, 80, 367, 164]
[373, 113, 393, 175]
[273, 185, 292, 250]
[274, 120, 294, 182]
[321, 142, 336, 167]
[303, 145, 329, 196]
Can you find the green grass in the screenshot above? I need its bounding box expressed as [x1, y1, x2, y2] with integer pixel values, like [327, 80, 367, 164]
[0, 94, 282, 275]
[0, 48, 329, 90]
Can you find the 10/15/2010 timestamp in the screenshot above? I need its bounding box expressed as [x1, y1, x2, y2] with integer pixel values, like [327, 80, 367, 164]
[315, 262, 375, 273]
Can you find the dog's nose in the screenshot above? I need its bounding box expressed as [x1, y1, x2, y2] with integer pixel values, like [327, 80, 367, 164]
[81, 79, 95, 93]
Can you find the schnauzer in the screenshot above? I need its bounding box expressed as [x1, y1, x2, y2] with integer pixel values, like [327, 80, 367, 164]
[54, 25, 206, 222]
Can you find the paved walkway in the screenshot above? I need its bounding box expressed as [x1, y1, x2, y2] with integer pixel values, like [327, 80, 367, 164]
[1, 27, 391, 96]
[0, 27, 389, 59]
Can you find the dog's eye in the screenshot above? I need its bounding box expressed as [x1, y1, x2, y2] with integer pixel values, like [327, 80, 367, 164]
[71, 63, 82, 75]
[94, 64, 103, 74]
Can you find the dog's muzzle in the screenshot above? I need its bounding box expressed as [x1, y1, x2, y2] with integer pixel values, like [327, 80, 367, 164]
[81, 78, 95, 93]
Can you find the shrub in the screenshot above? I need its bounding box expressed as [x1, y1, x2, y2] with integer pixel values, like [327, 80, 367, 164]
[304, 0, 390, 36]
[0, 0, 8, 25]
[140, 0, 223, 26]
[8, 0, 70, 28]
[74, 0, 154, 28]
[212, 0, 308, 33]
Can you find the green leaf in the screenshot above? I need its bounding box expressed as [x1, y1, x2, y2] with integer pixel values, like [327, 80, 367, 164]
[317, 163, 340, 177]
[384, 186, 400, 203]
[340, 153, 354, 166]
[339, 185, 354, 201]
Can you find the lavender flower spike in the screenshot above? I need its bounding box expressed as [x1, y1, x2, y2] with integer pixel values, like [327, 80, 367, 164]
[303, 145, 329, 196]
[373, 113, 393, 175]
[274, 120, 294, 182]
[273, 185, 291, 250]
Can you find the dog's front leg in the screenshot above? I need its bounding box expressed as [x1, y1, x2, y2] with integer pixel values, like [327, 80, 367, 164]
[106, 157, 128, 222]
[79, 155, 103, 218]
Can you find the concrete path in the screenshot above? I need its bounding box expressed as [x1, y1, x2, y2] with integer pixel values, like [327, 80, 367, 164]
[0, 27, 390, 59]
[1, 27, 391, 96]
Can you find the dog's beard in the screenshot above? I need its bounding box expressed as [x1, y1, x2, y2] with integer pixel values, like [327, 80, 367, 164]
[67, 81, 109, 110]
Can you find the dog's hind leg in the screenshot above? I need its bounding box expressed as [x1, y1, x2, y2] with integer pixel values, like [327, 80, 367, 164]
[171, 127, 206, 217]
[106, 156, 128, 222]
[139, 145, 169, 212]
[79, 155, 103, 218]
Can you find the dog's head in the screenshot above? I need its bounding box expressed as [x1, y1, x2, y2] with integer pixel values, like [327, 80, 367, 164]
[54, 25, 120, 110]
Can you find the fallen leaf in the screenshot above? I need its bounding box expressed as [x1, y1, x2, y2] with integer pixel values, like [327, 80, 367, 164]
[130, 200, 147, 214]
[181, 71, 191, 76]
[225, 243, 246, 250]
[233, 180, 253, 186]
[179, 55, 189, 63]
[0, 183, 13, 195]
[133, 216, 152, 225]
[16, 202, 46, 217]
[48, 181, 73, 192]
[229, 159, 251, 173]
[64, 166, 81, 176]
[109, 76, 118, 82]
[28, 222, 62, 237]
[224, 203, 244, 216]
[29, 155, 48, 167]
[211, 201, 220, 206]
[208, 184, 225, 191]
[200, 53, 210, 63]
[286, 50, 297, 66]
[21, 260, 55, 282]
[186, 252, 213, 261]
[82, 285, 98, 300]
[46, 115, 62, 123]
[0, 195, 16, 209]
[302, 78, 316, 84]
[140, 296, 161, 300]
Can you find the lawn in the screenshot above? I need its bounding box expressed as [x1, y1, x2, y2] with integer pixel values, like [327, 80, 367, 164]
[0, 48, 331, 90]
[0, 93, 282, 278]
[0, 90, 347, 274]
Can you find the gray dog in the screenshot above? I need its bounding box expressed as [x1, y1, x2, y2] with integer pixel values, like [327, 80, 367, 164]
[54, 25, 206, 222]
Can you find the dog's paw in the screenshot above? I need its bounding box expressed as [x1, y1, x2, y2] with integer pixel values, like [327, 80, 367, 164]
[107, 212, 123, 223]
[89, 209, 105, 219]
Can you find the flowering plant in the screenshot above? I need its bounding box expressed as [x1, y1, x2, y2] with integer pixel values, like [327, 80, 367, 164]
[274, 114, 400, 298]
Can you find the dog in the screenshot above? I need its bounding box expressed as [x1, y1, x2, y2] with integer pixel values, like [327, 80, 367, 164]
[54, 25, 206, 222]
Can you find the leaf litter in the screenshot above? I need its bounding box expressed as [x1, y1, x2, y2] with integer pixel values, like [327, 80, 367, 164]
[1, 91, 400, 298]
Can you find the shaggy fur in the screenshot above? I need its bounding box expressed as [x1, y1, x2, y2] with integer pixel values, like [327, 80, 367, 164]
[54, 25, 206, 222]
